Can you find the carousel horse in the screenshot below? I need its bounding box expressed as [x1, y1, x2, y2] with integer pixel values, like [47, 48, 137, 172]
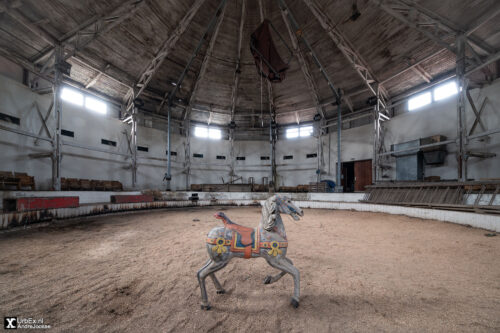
[197, 195, 303, 310]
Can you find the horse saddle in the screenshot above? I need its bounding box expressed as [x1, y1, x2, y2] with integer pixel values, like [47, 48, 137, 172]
[214, 212, 257, 258]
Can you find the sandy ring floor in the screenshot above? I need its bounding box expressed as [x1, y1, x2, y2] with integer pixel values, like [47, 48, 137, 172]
[0, 207, 499, 332]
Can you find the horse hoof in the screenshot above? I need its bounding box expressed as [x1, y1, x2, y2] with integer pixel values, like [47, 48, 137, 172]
[201, 304, 212, 311]
[216, 289, 226, 294]
[291, 298, 299, 308]
[263, 276, 272, 284]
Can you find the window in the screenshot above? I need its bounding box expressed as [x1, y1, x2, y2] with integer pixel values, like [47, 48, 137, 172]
[61, 87, 83, 106]
[194, 126, 221, 140]
[167, 151, 177, 156]
[85, 96, 107, 114]
[236, 156, 246, 161]
[216, 155, 226, 160]
[193, 153, 203, 158]
[0, 112, 20, 125]
[101, 139, 116, 147]
[434, 81, 458, 101]
[284, 155, 293, 160]
[306, 153, 317, 158]
[286, 127, 299, 139]
[408, 92, 431, 111]
[137, 146, 148, 152]
[260, 156, 270, 160]
[300, 125, 313, 137]
[286, 125, 313, 139]
[61, 129, 74, 137]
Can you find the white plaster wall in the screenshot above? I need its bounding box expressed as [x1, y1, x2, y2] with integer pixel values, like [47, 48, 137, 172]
[0, 64, 499, 191]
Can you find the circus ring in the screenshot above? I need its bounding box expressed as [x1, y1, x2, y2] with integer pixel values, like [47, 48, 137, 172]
[0, 194, 499, 332]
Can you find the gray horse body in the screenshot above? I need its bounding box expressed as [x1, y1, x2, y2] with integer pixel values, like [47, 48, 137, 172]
[197, 195, 303, 310]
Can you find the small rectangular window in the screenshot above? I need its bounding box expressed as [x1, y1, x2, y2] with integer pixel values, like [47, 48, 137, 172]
[0, 112, 20, 125]
[61, 129, 74, 137]
[284, 155, 293, 160]
[137, 146, 148, 152]
[101, 139, 116, 147]
[216, 155, 226, 160]
[306, 153, 317, 158]
[261, 156, 270, 160]
[408, 92, 431, 111]
[236, 156, 246, 161]
[193, 153, 203, 158]
[166, 151, 177, 156]
[61, 87, 83, 106]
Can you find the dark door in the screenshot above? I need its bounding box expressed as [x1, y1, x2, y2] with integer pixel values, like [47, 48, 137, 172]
[341, 162, 355, 192]
[354, 159, 372, 191]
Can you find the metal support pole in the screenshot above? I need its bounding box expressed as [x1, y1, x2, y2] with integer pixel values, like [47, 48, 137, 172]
[184, 118, 191, 190]
[336, 92, 342, 192]
[270, 113, 277, 191]
[373, 85, 380, 183]
[131, 106, 138, 188]
[316, 118, 324, 185]
[456, 35, 467, 181]
[52, 45, 63, 191]
[165, 105, 172, 189]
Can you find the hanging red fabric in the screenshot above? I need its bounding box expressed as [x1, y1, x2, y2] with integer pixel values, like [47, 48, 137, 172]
[250, 19, 289, 83]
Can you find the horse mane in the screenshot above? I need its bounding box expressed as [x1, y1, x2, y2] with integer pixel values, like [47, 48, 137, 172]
[261, 196, 278, 231]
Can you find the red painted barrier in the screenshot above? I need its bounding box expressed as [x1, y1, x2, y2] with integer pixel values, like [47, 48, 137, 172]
[110, 195, 154, 204]
[3, 197, 79, 212]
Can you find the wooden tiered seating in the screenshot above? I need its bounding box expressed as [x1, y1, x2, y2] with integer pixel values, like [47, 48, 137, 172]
[60, 178, 123, 191]
[0, 171, 35, 190]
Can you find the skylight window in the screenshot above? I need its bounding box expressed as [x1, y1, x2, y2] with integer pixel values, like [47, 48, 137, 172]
[85, 96, 107, 114]
[61, 87, 83, 106]
[194, 126, 221, 140]
[408, 92, 431, 111]
[286, 125, 313, 139]
[208, 128, 221, 140]
[286, 127, 299, 139]
[300, 125, 313, 137]
[434, 81, 458, 101]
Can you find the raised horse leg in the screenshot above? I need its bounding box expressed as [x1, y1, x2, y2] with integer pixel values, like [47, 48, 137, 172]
[264, 258, 294, 284]
[197, 259, 227, 310]
[265, 256, 300, 308]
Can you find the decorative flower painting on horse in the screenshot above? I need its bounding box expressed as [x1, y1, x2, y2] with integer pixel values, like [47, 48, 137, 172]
[197, 194, 303, 310]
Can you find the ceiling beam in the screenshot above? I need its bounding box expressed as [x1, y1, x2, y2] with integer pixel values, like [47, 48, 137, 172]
[371, 0, 495, 58]
[258, 0, 276, 117]
[32, 0, 144, 69]
[302, 0, 388, 109]
[279, 2, 324, 119]
[182, 0, 227, 121]
[229, 0, 247, 122]
[125, 0, 206, 113]
[0, 1, 58, 46]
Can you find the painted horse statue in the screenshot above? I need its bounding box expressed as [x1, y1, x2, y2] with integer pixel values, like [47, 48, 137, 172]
[197, 195, 303, 310]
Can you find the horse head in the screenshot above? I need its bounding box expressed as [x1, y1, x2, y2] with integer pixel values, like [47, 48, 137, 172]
[274, 195, 303, 221]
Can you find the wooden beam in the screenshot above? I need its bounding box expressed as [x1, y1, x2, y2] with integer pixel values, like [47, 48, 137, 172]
[183, 0, 227, 121]
[229, 0, 246, 121]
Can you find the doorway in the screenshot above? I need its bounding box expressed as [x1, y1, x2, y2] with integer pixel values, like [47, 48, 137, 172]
[341, 159, 372, 192]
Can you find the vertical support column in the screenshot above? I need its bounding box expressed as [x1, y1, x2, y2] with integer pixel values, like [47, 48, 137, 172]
[316, 118, 322, 184]
[336, 90, 342, 192]
[165, 105, 172, 190]
[373, 85, 380, 183]
[270, 112, 277, 191]
[456, 35, 467, 181]
[184, 118, 191, 190]
[52, 45, 62, 191]
[229, 124, 235, 183]
[131, 106, 138, 188]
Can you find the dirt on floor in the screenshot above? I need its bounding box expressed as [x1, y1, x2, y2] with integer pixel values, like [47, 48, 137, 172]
[0, 207, 499, 332]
